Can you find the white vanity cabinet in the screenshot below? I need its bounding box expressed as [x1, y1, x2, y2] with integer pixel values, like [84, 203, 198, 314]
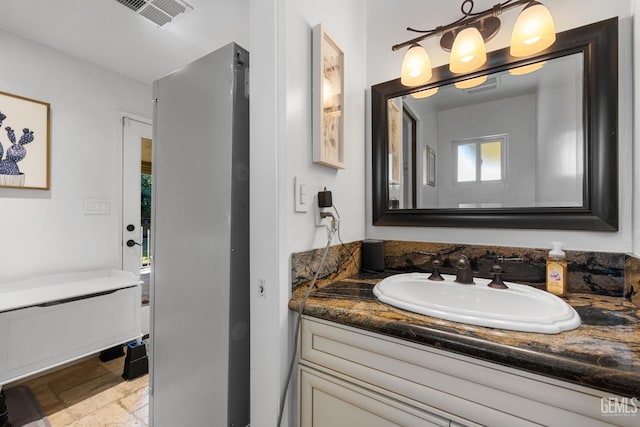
[298, 317, 636, 427]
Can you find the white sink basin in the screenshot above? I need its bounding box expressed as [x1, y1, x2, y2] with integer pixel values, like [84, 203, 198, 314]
[373, 273, 581, 334]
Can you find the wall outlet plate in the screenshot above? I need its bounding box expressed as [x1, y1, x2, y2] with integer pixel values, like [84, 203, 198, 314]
[315, 198, 330, 227]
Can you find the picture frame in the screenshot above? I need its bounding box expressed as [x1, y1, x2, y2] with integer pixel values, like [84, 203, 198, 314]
[0, 91, 50, 189]
[387, 99, 402, 184]
[427, 145, 436, 187]
[312, 24, 345, 169]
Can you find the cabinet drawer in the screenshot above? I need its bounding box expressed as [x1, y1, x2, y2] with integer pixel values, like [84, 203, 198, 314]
[300, 317, 623, 427]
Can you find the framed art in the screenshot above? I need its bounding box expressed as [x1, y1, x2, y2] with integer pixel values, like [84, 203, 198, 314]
[312, 23, 345, 169]
[427, 145, 436, 187]
[0, 91, 50, 189]
[387, 99, 402, 184]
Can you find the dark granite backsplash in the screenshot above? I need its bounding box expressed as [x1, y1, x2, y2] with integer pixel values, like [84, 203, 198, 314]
[291, 240, 361, 288]
[292, 240, 639, 301]
[626, 255, 640, 300]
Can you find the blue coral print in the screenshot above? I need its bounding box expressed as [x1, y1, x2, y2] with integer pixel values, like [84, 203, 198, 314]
[0, 111, 35, 179]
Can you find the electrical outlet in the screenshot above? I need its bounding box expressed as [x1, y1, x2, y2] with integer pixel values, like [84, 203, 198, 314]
[315, 187, 333, 226]
[315, 196, 329, 227]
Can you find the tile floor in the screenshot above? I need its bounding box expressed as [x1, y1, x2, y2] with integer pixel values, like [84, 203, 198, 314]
[8, 353, 149, 426]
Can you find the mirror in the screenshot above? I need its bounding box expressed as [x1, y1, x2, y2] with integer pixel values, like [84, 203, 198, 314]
[372, 18, 618, 230]
[391, 53, 584, 210]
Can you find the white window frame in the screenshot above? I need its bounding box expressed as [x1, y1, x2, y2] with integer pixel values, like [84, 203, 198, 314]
[453, 134, 508, 184]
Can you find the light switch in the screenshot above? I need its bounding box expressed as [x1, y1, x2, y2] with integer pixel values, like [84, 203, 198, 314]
[294, 176, 309, 212]
[300, 183, 307, 204]
[84, 198, 111, 215]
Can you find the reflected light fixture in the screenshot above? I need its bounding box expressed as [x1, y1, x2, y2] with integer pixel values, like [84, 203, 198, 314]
[508, 60, 547, 75]
[393, 0, 556, 87]
[412, 87, 439, 99]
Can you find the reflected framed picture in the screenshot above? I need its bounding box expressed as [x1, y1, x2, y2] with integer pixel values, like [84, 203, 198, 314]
[312, 23, 345, 169]
[387, 99, 402, 184]
[427, 145, 436, 187]
[0, 91, 50, 189]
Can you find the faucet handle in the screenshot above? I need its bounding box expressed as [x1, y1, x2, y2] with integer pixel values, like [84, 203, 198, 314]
[456, 255, 471, 268]
[428, 257, 444, 281]
[454, 255, 475, 285]
[488, 263, 508, 289]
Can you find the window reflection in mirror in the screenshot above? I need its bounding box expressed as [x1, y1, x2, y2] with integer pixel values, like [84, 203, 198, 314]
[388, 53, 584, 210]
[455, 136, 505, 183]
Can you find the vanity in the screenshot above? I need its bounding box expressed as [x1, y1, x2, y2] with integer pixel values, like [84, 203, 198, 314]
[289, 12, 636, 426]
[290, 274, 640, 426]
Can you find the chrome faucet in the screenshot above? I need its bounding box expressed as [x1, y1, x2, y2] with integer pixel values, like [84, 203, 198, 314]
[455, 255, 475, 285]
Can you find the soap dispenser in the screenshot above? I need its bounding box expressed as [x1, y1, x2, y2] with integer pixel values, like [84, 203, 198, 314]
[546, 242, 568, 296]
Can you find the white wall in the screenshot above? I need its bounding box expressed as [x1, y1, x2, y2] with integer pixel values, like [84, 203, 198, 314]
[437, 94, 536, 208]
[249, 0, 285, 425]
[366, 0, 634, 252]
[0, 30, 151, 282]
[284, 0, 367, 253]
[535, 58, 583, 206]
[249, 0, 367, 425]
[634, 0, 640, 257]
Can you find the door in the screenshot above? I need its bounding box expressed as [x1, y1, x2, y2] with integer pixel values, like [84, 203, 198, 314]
[122, 115, 152, 320]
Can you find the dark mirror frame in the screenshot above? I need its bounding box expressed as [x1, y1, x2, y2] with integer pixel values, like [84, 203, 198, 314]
[372, 18, 618, 230]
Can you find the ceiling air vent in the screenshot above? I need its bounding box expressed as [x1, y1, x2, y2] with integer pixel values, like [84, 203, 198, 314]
[114, 0, 193, 26]
[464, 76, 499, 95]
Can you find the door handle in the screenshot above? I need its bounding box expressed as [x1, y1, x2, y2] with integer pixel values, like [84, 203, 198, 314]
[126, 239, 142, 247]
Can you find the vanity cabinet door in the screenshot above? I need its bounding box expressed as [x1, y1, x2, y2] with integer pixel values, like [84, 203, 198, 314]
[299, 367, 449, 427]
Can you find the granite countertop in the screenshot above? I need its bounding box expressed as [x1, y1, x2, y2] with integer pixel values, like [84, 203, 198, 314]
[289, 271, 640, 398]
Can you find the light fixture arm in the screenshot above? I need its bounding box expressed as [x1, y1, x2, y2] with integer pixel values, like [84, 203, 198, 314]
[391, 0, 532, 51]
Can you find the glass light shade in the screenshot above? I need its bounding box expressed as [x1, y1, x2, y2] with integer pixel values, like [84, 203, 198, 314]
[401, 44, 432, 87]
[450, 27, 487, 74]
[411, 87, 439, 99]
[510, 1, 556, 57]
[508, 61, 547, 76]
[454, 75, 487, 89]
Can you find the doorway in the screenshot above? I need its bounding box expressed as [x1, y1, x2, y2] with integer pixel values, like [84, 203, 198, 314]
[121, 115, 153, 333]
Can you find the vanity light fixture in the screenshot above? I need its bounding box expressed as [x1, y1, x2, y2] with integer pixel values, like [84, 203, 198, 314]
[394, 0, 556, 87]
[400, 43, 433, 86]
[510, 1, 556, 57]
[449, 27, 487, 74]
